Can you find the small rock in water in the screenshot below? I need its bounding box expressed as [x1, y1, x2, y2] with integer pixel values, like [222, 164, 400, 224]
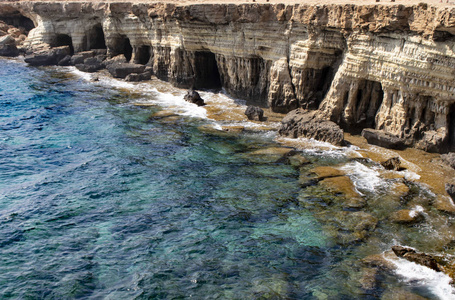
[381, 157, 402, 171]
[244, 105, 265, 121]
[389, 209, 424, 224]
[184, 89, 205, 106]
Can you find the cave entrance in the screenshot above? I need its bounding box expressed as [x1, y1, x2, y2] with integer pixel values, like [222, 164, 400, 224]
[135, 45, 151, 65]
[111, 35, 133, 62]
[51, 34, 74, 55]
[0, 14, 35, 34]
[448, 103, 455, 151]
[193, 51, 222, 89]
[86, 24, 106, 50]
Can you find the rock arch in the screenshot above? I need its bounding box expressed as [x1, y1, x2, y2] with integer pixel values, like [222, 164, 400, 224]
[51, 34, 74, 54]
[109, 35, 132, 61]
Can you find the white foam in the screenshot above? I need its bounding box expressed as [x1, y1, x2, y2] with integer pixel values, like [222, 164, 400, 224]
[389, 257, 455, 300]
[409, 205, 425, 218]
[340, 161, 387, 193]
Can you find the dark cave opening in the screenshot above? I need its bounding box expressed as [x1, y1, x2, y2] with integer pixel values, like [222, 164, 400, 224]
[0, 14, 35, 34]
[135, 45, 151, 65]
[193, 51, 222, 89]
[110, 35, 133, 62]
[448, 103, 455, 151]
[86, 24, 106, 50]
[51, 34, 74, 55]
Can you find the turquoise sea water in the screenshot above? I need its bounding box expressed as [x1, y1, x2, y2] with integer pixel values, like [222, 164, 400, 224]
[1, 58, 454, 299]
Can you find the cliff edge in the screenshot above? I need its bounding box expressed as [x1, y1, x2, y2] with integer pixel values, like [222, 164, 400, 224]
[2, 1, 455, 152]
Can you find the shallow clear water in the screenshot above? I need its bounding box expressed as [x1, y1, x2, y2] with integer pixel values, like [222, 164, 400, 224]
[1, 58, 454, 299]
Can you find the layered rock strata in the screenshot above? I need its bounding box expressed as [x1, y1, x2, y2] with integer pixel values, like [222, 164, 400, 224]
[2, 2, 455, 151]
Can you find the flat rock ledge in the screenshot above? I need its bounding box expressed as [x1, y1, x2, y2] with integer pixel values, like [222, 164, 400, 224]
[279, 109, 344, 146]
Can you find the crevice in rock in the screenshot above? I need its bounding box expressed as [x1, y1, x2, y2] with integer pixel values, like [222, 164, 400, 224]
[134, 45, 151, 65]
[85, 24, 106, 50]
[110, 35, 132, 62]
[0, 14, 34, 34]
[51, 34, 74, 55]
[342, 79, 384, 133]
[448, 103, 455, 151]
[192, 51, 222, 89]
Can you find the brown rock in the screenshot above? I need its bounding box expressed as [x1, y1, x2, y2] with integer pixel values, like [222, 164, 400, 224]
[310, 166, 345, 180]
[389, 209, 424, 224]
[319, 175, 365, 208]
[392, 246, 441, 272]
[381, 157, 402, 171]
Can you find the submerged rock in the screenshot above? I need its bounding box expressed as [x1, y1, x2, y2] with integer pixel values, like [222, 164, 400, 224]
[319, 176, 366, 208]
[184, 89, 205, 106]
[244, 105, 265, 121]
[279, 109, 344, 146]
[389, 209, 424, 224]
[361, 129, 407, 150]
[316, 211, 377, 244]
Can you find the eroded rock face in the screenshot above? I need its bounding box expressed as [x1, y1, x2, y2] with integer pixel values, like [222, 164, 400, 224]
[3, 2, 455, 152]
[279, 109, 344, 145]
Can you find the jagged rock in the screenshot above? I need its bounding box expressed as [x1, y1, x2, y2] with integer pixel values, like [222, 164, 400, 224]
[381, 157, 402, 171]
[441, 152, 455, 170]
[391, 246, 441, 272]
[389, 209, 424, 224]
[24, 46, 71, 66]
[279, 109, 344, 146]
[245, 105, 264, 121]
[103, 55, 127, 66]
[125, 71, 152, 82]
[0, 35, 18, 57]
[361, 129, 407, 150]
[183, 89, 205, 106]
[107, 62, 146, 79]
[70, 51, 95, 65]
[415, 129, 447, 153]
[75, 57, 104, 73]
[57, 55, 71, 66]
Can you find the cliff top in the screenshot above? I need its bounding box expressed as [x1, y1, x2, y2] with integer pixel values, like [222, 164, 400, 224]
[2, 0, 454, 7]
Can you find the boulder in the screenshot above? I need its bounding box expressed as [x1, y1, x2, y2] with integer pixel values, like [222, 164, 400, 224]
[381, 157, 402, 171]
[392, 246, 441, 272]
[184, 89, 205, 106]
[441, 152, 455, 169]
[57, 55, 72, 66]
[245, 105, 265, 121]
[361, 128, 407, 150]
[24, 46, 71, 66]
[445, 183, 455, 201]
[125, 71, 152, 82]
[415, 129, 447, 153]
[70, 51, 95, 65]
[75, 57, 104, 73]
[107, 62, 146, 78]
[103, 54, 127, 66]
[0, 35, 18, 57]
[279, 109, 344, 146]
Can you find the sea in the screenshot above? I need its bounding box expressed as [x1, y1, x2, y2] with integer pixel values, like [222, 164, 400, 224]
[1, 57, 455, 299]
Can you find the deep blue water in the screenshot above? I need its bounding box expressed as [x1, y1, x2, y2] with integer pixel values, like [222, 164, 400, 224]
[0, 59, 338, 299]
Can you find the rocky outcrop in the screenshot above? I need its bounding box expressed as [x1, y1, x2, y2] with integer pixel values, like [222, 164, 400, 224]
[279, 109, 344, 145]
[245, 106, 265, 121]
[3, 1, 455, 151]
[184, 89, 205, 106]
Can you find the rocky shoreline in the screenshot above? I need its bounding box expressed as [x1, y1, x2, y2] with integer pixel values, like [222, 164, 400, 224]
[3, 1, 455, 296]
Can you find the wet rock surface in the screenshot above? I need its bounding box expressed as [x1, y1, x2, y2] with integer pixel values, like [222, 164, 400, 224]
[381, 157, 402, 171]
[279, 109, 344, 146]
[362, 129, 407, 150]
[245, 105, 264, 121]
[392, 246, 441, 272]
[183, 89, 205, 106]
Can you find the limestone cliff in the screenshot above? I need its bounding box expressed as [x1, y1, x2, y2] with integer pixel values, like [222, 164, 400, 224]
[2, 1, 455, 151]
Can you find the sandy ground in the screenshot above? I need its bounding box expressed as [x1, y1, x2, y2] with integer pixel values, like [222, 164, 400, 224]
[5, 0, 455, 7]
